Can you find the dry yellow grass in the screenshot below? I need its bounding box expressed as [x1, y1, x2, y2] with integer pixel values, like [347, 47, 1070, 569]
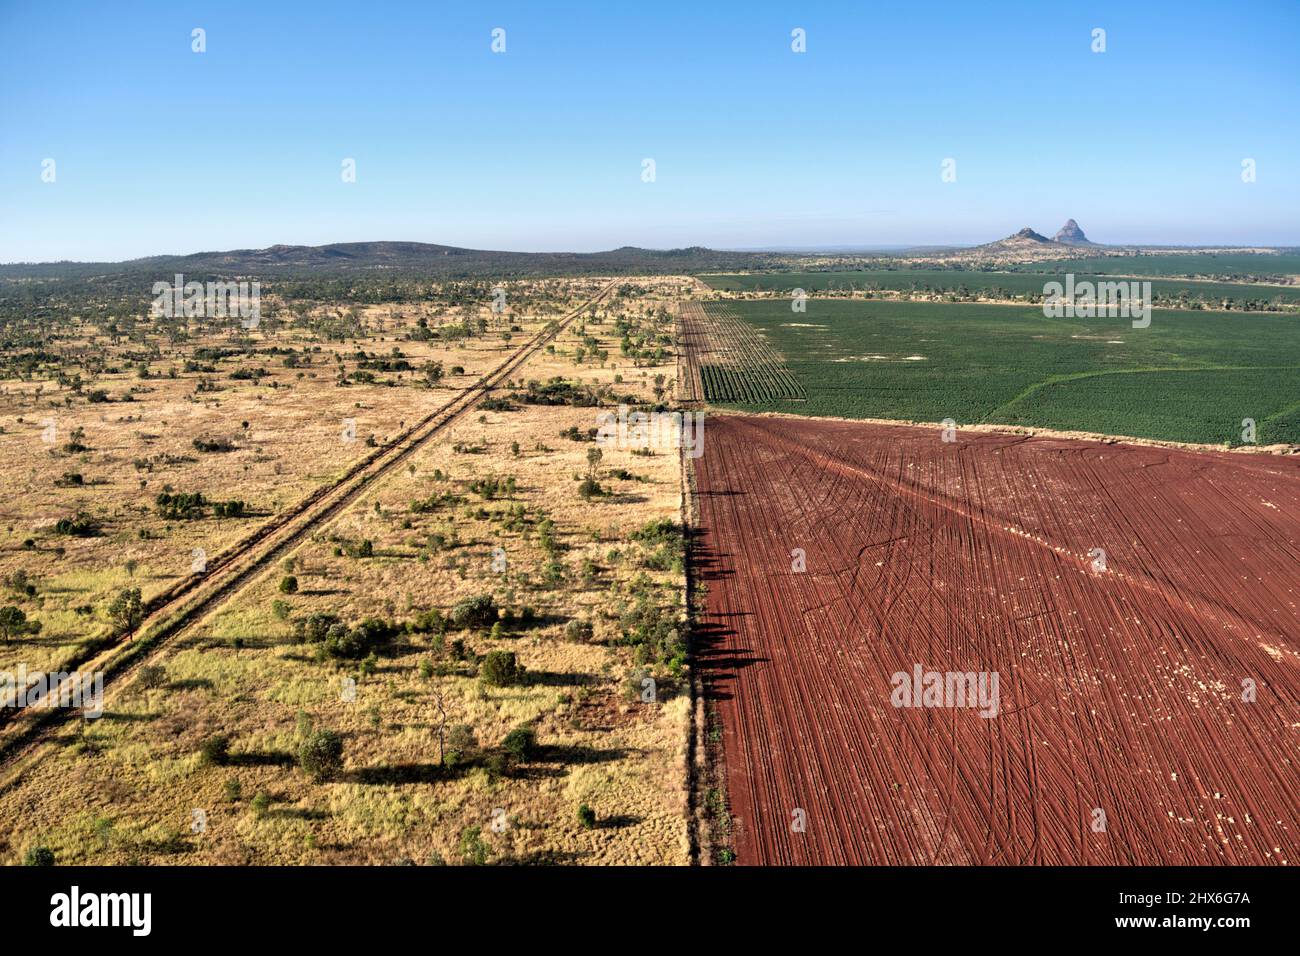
[0, 276, 694, 865]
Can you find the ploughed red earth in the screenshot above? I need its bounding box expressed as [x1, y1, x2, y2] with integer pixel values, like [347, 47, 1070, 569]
[693, 415, 1300, 865]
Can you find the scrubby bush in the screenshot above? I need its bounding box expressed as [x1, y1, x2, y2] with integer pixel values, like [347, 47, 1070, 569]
[630, 518, 685, 572]
[458, 825, 489, 865]
[564, 619, 594, 642]
[135, 664, 168, 690]
[323, 617, 395, 660]
[54, 512, 99, 537]
[501, 725, 536, 762]
[192, 436, 236, 453]
[212, 500, 246, 518]
[199, 734, 231, 767]
[479, 650, 524, 687]
[155, 491, 207, 520]
[23, 846, 55, 866]
[450, 594, 498, 630]
[619, 597, 686, 673]
[298, 730, 344, 782]
[577, 804, 597, 829]
[279, 575, 298, 594]
[294, 612, 339, 643]
[446, 724, 477, 764]
[408, 608, 449, 639]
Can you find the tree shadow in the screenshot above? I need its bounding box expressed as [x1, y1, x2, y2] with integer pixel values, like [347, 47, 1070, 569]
[133, 834, 194, 855]
[534, 742, 630, 765]
[691, 617, 766, 704]
[347, 762, 461, 785]
[604, 492, 650, 505]
[269, 806, 330, 821]
[499, 849, 589, 865]
[166, 677, 215, 691]
[97, 710, 156, 723]
[526, 670, 601, 688]
[598, 814, 641, 830]
[228, 750, 295, 768]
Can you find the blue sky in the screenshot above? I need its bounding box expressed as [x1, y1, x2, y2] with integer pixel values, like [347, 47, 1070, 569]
[1, 0, 1297, 261]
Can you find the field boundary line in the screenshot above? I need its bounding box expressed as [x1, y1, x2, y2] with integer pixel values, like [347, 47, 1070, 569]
[980, 363, 1300, 424]
[697, 408, 1300, 457]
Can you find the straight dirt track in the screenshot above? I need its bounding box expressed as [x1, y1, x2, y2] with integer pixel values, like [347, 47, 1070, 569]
[694, 414, 1300, 865]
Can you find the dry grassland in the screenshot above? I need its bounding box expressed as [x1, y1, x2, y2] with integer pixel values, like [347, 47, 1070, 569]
[0, 276, 695, 865]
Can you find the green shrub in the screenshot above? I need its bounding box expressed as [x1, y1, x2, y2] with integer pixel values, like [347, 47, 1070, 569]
[446, 724, 476, 764]
[501, 725, 536, 762]
[458, 825, 490, 866]
[54, 512, 99, 537]
[155, 491, 207, 520]
[279, 575, 298, 594]
[450, 594, 498, 630]
[483, 752, 511, 780]
[564, 619, 594, 642]
[23, 846, 55, 866]
[619, 597, 686, 671]
[199, 734, 231, 767]
[193, 436, 235, 453]
[323, 617, 395, 660]
[577, 804, 597, 829]
[135, 664, 168, 690]
[298, 730, 344, 781]
[479, 650, 524, 687]
[294, 612, 339, 643]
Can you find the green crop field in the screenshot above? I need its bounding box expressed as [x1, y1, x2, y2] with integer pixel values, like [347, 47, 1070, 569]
[698, 270, 1300, 307]
[1009, 253, 1300, 278]
[696, 299, 1300, 445]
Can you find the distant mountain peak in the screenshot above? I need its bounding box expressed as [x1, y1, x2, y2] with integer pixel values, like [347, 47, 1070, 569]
[1053, 219, 1093, 245]
[1013, 227, 1051, 242]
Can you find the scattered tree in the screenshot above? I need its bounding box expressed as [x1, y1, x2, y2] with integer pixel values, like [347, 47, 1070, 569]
[298, 729, 344, 781]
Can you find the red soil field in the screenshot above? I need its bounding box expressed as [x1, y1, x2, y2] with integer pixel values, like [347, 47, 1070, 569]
[693, 415, 1300, 865]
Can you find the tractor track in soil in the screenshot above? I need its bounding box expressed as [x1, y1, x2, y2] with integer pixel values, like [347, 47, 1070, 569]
[694, 413, 1300, 865]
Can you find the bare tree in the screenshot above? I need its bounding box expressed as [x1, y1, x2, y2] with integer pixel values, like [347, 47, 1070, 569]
[432, 683, 448, 766]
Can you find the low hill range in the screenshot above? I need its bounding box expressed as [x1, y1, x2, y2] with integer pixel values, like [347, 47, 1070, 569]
[1, 222, 1291, 281]
[0, 242, 784, 281]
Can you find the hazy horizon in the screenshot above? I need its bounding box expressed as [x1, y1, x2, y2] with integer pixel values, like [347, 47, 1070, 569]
[4, 230, 1300, 268]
